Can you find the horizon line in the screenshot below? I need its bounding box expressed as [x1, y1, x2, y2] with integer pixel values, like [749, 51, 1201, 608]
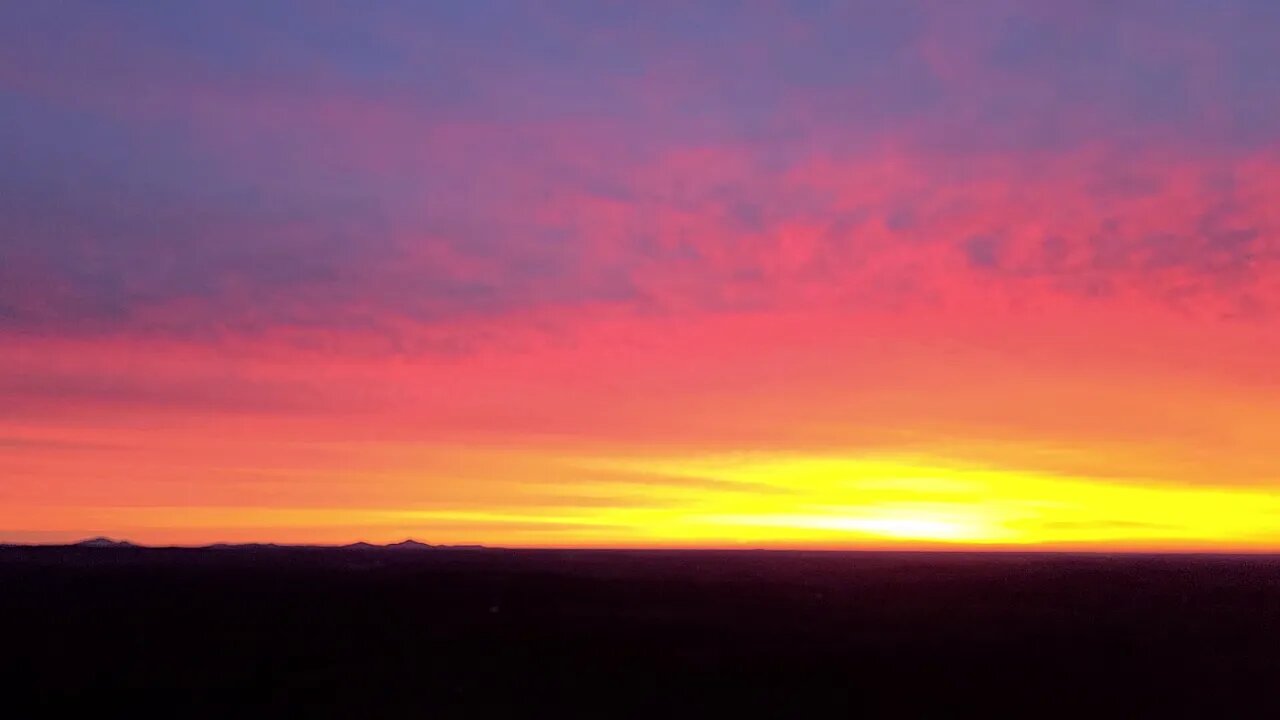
[7, 538, 1280, 556]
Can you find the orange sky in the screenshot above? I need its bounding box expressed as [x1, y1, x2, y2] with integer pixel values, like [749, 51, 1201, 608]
[3, 2, 1280, 549]
[5, 293, 1279, 549]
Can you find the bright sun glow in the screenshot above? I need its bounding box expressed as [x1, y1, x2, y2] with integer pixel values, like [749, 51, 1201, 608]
[540, 453, 1280, 548]
[12, 446, 1280, 549]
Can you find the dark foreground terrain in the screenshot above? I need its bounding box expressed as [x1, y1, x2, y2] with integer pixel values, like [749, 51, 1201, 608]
[3, 546, 1280, 717]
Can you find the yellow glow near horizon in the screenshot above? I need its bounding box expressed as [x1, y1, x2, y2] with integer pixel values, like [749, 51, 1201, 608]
[562, 454, 1280, 548]
[11, 447, 1280, 549]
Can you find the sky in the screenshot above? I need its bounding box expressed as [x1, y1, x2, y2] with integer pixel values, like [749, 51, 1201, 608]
[2, 1, 1280, 549]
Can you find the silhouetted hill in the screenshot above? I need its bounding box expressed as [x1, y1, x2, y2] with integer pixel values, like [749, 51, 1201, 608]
[385, 539, 434, 550]
[2, 539, 490, 552]
[73, 537, 135, 548]
[207, 542, 282, 550]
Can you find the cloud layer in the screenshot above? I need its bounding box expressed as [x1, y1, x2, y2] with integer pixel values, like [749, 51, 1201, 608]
[2, 1, 1279, 546]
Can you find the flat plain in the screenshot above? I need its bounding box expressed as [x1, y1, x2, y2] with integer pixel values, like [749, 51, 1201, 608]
[4, 546, 1279, 716]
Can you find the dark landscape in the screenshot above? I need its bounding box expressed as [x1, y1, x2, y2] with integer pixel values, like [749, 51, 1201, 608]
[4, 544, 1280, 716]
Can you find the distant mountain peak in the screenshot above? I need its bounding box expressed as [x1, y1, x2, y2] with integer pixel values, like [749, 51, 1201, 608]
[75, 537, 135, 548]
[386, 539, 434, 550]
[52, 538, 485, 551]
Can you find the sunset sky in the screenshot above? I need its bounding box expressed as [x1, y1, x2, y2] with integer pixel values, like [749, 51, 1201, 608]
[3, 1, 1279, 549]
